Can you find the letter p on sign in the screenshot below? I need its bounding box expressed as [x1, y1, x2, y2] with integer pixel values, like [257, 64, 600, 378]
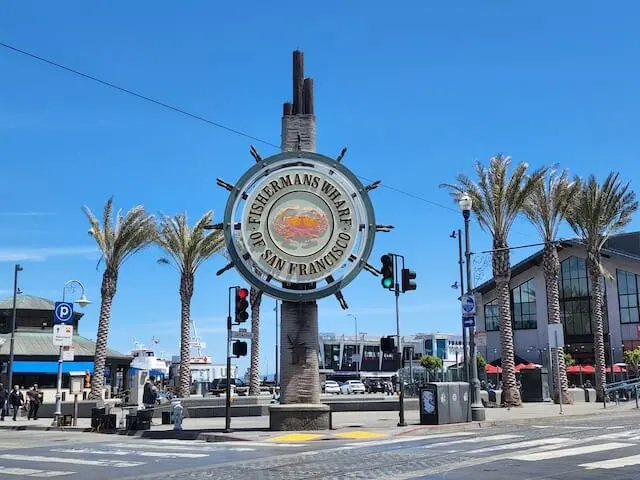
[54, 301, 74, 324]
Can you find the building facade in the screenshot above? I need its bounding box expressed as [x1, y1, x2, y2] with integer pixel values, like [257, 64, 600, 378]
[318, 331, 463, 379]
[475, 233, 640, 368]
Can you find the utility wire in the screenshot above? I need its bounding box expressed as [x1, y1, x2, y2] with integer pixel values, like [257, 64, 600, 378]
[0, 41, 280, 149]
[0, 41, 459, 214]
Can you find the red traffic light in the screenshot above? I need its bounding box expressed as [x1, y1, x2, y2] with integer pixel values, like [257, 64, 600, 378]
[237, 288, 249, 300]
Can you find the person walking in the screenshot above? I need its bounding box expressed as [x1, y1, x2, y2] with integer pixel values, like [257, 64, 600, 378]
[0, 384, 8, 421]
[8, 385, 24, 421]
[27, 384, 42, 420]
[142, 376, 158, 409]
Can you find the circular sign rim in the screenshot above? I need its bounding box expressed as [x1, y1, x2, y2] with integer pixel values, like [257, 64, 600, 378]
[223, 151, 376, 301]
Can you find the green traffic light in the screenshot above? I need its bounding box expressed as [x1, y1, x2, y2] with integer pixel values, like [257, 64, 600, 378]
[382, 277, 393, 288]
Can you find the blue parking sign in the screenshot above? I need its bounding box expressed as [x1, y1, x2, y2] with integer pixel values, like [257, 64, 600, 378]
[54, 302, 74, 324]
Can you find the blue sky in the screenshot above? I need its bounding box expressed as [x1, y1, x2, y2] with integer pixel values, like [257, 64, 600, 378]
[1, 2, 639, 376]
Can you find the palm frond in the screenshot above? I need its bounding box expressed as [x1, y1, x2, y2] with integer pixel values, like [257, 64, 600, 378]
[441, 154, 546, 245]
[523, 168, 577, 242]
[83, 198, 156, 271]
[567, 172, 639, 253]
[156, 211, 225, 275]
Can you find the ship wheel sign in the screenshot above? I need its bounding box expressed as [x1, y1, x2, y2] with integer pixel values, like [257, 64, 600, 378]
[215, 149, 392, 306]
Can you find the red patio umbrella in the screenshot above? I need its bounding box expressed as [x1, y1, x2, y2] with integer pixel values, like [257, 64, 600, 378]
[605, 365, 626, 373]
[515, 362, 537, 372]
[485, 364, 502, 374]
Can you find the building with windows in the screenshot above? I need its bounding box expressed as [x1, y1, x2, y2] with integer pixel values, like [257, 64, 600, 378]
[318, 331, 463, 380]
[476, 232, 640, 368]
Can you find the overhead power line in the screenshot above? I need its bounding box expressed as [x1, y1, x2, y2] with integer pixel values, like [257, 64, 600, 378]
[0, 40, 461, 215]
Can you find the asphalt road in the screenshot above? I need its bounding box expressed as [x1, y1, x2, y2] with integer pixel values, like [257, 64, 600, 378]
[2, 413, 640, 479]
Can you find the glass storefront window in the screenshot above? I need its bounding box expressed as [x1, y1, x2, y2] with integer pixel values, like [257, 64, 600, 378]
[511, 278, 537, 330]
[617, 269, 640, 324]
[484, 299, 499, 331]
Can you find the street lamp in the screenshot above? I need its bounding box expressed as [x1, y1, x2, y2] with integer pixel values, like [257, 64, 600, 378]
[347, 314, 359, 371]
[53, 280, 91, 426]
[7, 264, 23, 398]
[459, 192, 486, 421]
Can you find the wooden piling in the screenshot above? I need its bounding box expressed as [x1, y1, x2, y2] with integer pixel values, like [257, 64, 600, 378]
[293, 50, 304, 115]
[303, 78, 314, 115]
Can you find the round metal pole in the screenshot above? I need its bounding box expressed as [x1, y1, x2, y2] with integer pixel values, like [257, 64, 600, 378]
[464, 211, 485, 421]
[7, 265, 21, 393]
[394, 254, 407, 427]
[275, 300, 279, 387]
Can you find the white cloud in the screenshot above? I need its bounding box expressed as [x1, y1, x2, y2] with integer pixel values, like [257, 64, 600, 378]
[0, 246, 99, 262]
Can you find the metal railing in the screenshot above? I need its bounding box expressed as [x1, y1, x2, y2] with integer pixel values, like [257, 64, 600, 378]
[603, 377, 640, 408]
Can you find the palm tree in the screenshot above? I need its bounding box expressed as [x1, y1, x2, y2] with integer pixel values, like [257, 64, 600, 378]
[249, 286, 263, 396]
[83, 197, 156, 400]
[523, 168, 577, 404]
[566, 173, 638, 400]
[442, 154, 546, 406]
[156, 211, 225, 399]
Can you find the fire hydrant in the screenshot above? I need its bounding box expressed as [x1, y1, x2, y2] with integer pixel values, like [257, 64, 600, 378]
[171, 400, 183, 431]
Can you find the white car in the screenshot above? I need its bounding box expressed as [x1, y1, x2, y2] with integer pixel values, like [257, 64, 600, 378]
[340, 380, 366, 394]
[324, 380, 340, 394]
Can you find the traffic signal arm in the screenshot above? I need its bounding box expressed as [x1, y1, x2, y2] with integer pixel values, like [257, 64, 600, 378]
[380, 254, 394, 290]
[401, 269, 417, 292]
[235, 287, 249, 323]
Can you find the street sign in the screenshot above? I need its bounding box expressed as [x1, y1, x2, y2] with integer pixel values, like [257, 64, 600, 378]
[62, 346, 75, 361]
[548, 323, 565, 349]
[54, 302, 74, 325]
[461, 295, 476, 315]
[231, 329, 253, 339]
[53, 325, 73, 346]
[462, 316, 476, 328]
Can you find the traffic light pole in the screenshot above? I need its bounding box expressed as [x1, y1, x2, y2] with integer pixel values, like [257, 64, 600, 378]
[224, 286, 236, 433]
[392, 254, 407, 427]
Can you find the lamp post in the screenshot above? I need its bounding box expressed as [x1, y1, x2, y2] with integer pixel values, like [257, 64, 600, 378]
[459, 192, 486, 422]
[53, 280, 91, 426]
[347, 314, 358, 371]
[274, 300, 279, 387]
[7, 264, 23, 397]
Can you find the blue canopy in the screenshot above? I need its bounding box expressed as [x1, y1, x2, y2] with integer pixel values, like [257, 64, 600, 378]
[11, 361, 94, 374]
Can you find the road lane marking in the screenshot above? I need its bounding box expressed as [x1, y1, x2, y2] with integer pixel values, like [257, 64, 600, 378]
[0, 454, 144, 468]
[597, 429, 640, 440]
[580, 453, 640, 470]
[468, 437, 571, 453]
[0, 466, 75, 477]
[346, 432, 476, 447]
[506, 442, 632, 461]
[50, 448, 209, 459]
[428, 434, 522, 447]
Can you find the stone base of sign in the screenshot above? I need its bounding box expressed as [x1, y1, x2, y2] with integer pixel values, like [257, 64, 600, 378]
[269, 404, 330, 431]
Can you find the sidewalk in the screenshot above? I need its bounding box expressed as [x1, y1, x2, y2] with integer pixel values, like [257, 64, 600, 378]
[0, 401, 637, 441]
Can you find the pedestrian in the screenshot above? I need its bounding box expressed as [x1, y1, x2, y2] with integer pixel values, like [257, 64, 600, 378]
[8, 385, 24, 421]
[0, 383, 8, 421]
[27, 384, 42, 420]
[143, 376, 158, 409]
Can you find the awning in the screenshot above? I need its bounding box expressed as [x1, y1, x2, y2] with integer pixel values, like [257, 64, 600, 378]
[11, 361, 94, 374]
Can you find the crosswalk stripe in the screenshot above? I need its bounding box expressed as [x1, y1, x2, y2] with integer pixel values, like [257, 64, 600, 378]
[428, 434, 521, 448]
[0, 466, 74, 477]
[346, 432, 475, 447]
[0, 454, 145, 468]
[506, 442, 632, 461]
[50, 448, 209, 459]
[155, 440, 304, 448]
[105, 442, 255, 452]
[597, 429, 640, 440]
[580, 453, 640, 470]
[467, 437, 571, 453]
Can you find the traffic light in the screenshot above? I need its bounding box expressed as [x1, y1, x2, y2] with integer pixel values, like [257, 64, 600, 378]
[380, 336, 395, 353]
[232, 340, 247, 357]
[380, 254, 394, 290]
[235, 287, 249, 323]
[401, 268, 417, 292]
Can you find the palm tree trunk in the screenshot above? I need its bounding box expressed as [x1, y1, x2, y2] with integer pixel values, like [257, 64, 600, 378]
[89, 267, 118, 400]
[178, 273, 194, 399]
[493, 245, 521, 406]
[249, 286, 263, 396]
[543, 244, 571, 404]
[587, 251, 607, 401]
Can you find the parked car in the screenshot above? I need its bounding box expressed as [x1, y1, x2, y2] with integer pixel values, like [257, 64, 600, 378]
[340, 380, 366, 394]
[324, 380, 341, 394]
[364, 379, 385, 393]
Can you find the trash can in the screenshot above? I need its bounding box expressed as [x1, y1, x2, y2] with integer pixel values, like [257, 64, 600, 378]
[449, 382, 470, 423]
[126, 414, 138, 431]
[137, 409, 153, 430]
[419, 384, 440, 425]
[90, 407, 105, 429]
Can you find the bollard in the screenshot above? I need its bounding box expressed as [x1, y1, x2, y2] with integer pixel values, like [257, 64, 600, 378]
[171, 400, 183, 432]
